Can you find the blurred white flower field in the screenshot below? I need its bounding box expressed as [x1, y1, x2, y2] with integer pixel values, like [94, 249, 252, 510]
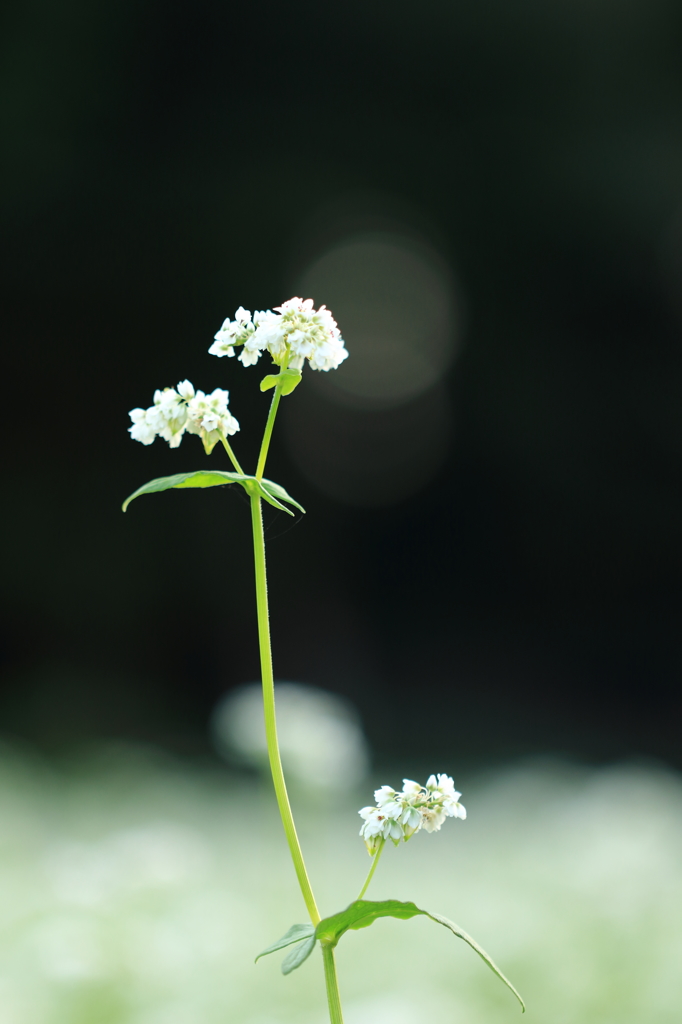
[0, 743, 680, 1024]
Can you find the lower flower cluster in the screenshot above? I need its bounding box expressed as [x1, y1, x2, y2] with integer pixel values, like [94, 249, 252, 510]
[359, 775, 466, 854]
[128, 380, 239, 453]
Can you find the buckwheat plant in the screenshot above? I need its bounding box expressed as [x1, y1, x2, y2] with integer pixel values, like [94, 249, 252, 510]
[123, 298, 524, 1023]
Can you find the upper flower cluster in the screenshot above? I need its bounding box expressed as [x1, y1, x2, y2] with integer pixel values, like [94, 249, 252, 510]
[128, 380, 239, 453]
[209, 298, 348, 372]
[358, 774, 466, 854]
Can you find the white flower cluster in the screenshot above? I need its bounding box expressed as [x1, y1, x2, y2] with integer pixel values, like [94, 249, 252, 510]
[358, 774, 466, 854]
[128, 380, 239, 453]
[209, 298, 348, 372]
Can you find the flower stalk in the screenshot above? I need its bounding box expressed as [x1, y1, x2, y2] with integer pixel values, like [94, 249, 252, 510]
[357, 837, 386, 900]
[219, 433, 245, 475]
[256, 381, 285, 480]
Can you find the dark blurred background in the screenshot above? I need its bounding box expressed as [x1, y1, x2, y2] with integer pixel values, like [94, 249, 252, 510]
[2, 0, 682, 770]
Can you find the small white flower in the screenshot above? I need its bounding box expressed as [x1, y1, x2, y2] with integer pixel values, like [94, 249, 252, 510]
[358, 806, 390, 854]
[374, 786, 404, 821]
[128, 408, 157, 445]
[238, 340, 263, 367]
[420, 806, 448, 833]
[426, 773, 466, 819]
[186, 388, 240, 453]
[358, 772, 465, 853]
[399, 804, 422, 839]
[387, 819, 403, 842]
[210, 298, 348, 372]
[359, 806, 384, 835]
[359, 805, 405, 849]
[128, 381, 239, 452]
[375, 785, 397, 803]
[209, 308, 261, 359]
[149, 387, 188, 447]
[261, 297, 348, 372]
[177, 379, 195, 399]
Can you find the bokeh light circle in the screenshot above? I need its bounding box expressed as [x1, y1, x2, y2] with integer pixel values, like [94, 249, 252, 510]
[211, 682, 369, 791]
[297, 232, 459, 408]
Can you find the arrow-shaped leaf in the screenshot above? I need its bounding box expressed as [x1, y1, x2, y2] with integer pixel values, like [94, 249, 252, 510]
[255, 923, 316, 975]
[122, 470, 253, 511]
[315, 900, 525, 1012]
[122, 471, 305, 517]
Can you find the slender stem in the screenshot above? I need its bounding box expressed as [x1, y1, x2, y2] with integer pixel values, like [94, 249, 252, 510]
[357, 838, 386, 899]
[219, 433, 246, 475]
[255, 385, 283, 480]
[322, 946, 345, 1024]
[250, 371, 343, 1024]
[250, 493, 320, 925]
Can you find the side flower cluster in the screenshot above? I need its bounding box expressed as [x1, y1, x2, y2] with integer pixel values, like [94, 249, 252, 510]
[209, 298, 348, 372]
[358, 774, 466, 854]
[128, 380, 239, 453]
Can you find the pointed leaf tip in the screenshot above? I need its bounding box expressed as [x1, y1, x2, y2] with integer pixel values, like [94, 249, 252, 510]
[255, 923, 315, 964]
[428, 912, 526, 1012]
[260, 478, 305, 515]
[314, 900, 525, 1011]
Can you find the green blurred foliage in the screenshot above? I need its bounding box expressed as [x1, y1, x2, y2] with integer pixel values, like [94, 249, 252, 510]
[0, 745, 679, 1023]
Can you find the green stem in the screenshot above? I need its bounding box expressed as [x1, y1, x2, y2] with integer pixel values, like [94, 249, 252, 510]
[322, 946, 345, 1024]
[249, 493, 320, 925]
[250, 371, 343, 1024]
[255, 385, 283, 480]
[219, 433, 246, 474]
[357, 837, 386, 899]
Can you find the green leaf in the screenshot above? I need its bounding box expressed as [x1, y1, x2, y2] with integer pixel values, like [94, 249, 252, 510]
[260, 478, 305, 514]
[122, 471, 305, 517]
[315, 900, 525, 1012]
[260, 368, 303, 396]
[122, 471, 254, 511]
[255, 923, 315, 963]
[427, 912, 525, 1012]
[281, 934, 316, 974]
[315, 900, 422, 944]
